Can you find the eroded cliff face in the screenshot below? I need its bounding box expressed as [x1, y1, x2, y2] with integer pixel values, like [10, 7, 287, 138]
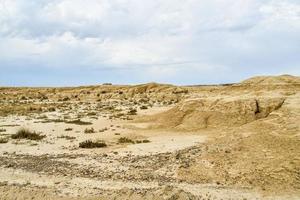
[136, 75, 300, 131]
[145, 97, 285, 130]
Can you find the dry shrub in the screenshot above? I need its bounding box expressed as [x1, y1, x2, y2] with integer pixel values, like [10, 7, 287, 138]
[11, 128, 45, 140]
[118, 137, 135, 144]
[79, 140, 107, 148]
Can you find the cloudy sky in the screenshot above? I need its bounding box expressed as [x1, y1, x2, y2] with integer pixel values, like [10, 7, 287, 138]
[0, 0, 299, 86]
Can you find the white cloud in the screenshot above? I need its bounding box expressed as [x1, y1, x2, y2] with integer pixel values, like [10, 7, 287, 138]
[0, 0, 299, 85]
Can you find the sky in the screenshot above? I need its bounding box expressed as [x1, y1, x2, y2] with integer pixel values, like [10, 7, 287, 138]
[0, 0, 300, 86]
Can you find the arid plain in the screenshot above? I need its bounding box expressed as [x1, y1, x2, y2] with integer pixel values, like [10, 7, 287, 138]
[0, 75, 299, 200]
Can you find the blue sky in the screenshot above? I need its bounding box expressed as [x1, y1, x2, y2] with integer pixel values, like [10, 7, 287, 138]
[0, 0, 299, 86]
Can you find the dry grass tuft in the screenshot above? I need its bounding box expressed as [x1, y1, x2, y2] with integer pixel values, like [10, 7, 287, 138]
[0, 137, 8, 143]
[66, 119, 92, 125]
[11, 128, 46, 140]
[79, 140, 107, 148]
[136, 139, 151, 144]
[84, 127, 95, 134]
[58, 135, 76, 140]
[118, 137, 135, 144]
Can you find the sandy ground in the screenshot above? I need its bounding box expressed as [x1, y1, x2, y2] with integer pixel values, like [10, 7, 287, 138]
[0, 75, 299, 199]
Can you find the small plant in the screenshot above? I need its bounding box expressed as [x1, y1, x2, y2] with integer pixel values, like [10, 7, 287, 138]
[57, 135, 76, 140]
[66, 119, 92, 125]
[99, 128, 108, 132]
[48, 107, 56, 112]
[11, 128, 46, 141]
[118, 137, 135, 144]
[136, 139, 151, 144]
[87, 112, 97, 116]
[114, 113, 125, 118]
[140, 105, 148, 110]
[0, 129, 6, 132]
[0, 124, 20, 127]
[20, 96, 27, 100]
[36, 115, 48, 120]
[79, 140, 107, 148]
[65, 128, 73, 131]
[0, 137, 8, 143]
[127, 109, 137, 115]
[84, 127, 95, 134]
[41, 119, 64, 123]
[60, 97, 70, 101]
[62, 97, 70, 101]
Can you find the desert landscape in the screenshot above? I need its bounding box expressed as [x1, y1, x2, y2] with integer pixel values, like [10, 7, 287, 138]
[0, 74, 299, 200]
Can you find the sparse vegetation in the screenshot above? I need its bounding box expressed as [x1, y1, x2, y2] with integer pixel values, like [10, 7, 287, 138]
[58, 135, 76, 140]
[59, 97, 70, 101]
[118, 137, 135, 144]
[87, 112, 97, 116]
[11, 128, 46, 140]
[0, 137, 8, 143]
[0, 124, 20, 127]
[0, 75, 298, 198]
[99, 128, 108, 132]
[66, 119, 92, 125]
[84, 127, 95, 134]
[140, 105, 148, 110]
[48, 107, 56, 112]
[36, 114, 48, 119]
[136, 139, 151, 144]
[79, 140, 107, 148]
[41, 119, 64, 123]
[63, 97, 70, 101]
[20, 96, 27, 100]
[127, 108, 137, 115]
[172, 89, 188, 94]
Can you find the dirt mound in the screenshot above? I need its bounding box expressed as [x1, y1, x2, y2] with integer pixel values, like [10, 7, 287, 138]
[178, 113, 300, 194]
[177, 93, 300, 194]
[240, 75, 300, 85]
[142, 97, 285, 131]
[178, 130, 300, 194]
